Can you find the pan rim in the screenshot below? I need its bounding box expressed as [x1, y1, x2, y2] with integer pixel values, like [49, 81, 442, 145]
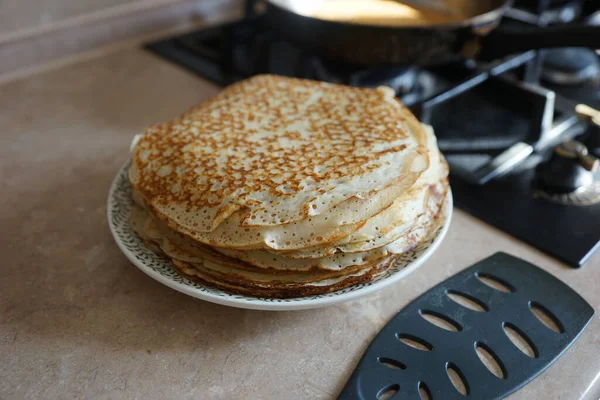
[266, 0, 513, 31]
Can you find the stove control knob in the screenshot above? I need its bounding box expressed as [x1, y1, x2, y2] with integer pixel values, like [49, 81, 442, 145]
[536, 141, 599, 193]
[555, 141, 599, 172]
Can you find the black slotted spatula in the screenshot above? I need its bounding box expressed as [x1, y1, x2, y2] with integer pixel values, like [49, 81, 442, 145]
[338, 252, 594, 400]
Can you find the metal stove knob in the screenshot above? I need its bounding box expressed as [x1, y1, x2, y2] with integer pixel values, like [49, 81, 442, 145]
[555, 141, 599, 172]
[536, 140, 599, 194]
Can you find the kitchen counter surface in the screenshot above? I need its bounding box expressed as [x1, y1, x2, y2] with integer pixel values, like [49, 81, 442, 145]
[1, 42, 599, 400]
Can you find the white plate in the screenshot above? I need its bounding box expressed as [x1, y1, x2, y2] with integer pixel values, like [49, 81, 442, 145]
[108, 163, 452, 311]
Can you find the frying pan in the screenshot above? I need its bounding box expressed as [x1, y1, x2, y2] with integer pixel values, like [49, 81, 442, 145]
[262, 0, 600, 66]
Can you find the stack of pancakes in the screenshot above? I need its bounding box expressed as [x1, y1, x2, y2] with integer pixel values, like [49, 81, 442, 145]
[129, 75, 449, 298]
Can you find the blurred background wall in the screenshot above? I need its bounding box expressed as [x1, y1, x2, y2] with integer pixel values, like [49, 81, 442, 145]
[0, 0, 240, 80]
[0, 0, 155, 37]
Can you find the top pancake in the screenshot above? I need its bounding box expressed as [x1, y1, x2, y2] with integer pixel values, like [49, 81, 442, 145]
[129, 75, 428, 233]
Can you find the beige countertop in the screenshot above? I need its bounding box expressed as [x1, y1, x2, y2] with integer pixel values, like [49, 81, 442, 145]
[1, 44, 599, 399]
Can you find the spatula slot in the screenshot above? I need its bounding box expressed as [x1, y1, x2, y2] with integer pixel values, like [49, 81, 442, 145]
[529, 302, 564, 333]
[377, 384, 400, 400]
[475, 342, 506, 379]
[419, 310, 462, 332]
[418, 382, 432, 400]
[503, 322, 538, 358]
[447, 290, 488, 312]
[396, 333, 433, 351]
[475, 272, 515, 293]
[378, 357, 406, 370]
[446, 362, 469, 396]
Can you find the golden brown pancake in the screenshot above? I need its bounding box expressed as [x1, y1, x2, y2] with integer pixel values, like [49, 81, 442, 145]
[129, 75, 428, 236]
[128, 75, 449, 298]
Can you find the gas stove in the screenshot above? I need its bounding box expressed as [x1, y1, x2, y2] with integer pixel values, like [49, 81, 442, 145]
[145, 0, 600, 267]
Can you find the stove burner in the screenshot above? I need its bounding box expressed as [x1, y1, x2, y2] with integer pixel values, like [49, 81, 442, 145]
[542, 48, 600, 85]
[535, 140, 599, 200]
[535, 182, 600, 206]
[295, 59, 435, 105]
[350, 67, 438, 106]
[507, 0, 583, 27]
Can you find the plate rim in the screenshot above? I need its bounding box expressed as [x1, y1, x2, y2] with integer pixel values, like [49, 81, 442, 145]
[107, 163, 453, 311]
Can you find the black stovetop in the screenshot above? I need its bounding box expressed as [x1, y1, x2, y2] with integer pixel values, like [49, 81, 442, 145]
[145, 1, 600, 267]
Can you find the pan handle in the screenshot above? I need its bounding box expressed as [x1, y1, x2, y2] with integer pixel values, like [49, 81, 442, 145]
[477, 25, 600, 61]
